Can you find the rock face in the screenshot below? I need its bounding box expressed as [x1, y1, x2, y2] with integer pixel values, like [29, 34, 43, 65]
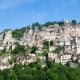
[1, 23, 80, 52]
[18, 23, 80, 65]
[21, 28, 34, 46]
[3, 30, 12, 45]
[21, 24, 80, 47]
[0, 32, 5, 50]
[0, 30, 16, 50]
[1, 20, 80, 66]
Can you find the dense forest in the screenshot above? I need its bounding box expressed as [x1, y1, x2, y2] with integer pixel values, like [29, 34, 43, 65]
[0, 62, 80, 80]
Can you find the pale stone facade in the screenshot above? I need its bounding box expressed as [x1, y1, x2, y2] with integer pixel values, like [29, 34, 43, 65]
[60, 54, 72, 65]
[1, 21, 80, 67]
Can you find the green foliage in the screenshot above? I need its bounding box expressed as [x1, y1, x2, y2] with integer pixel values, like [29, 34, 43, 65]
[28, 62, 37, 68]
[12, 44, 26, 55]
[1, 69, 11, 80]
[0, 62, 80, 80]
[12, 27, 29, 39]
[68, 66, 80, 80]
[0, 50, 4, 56]
[72, 20, 77, 25]
[43, 21, 57, 26]
[2, 47, 6, 55]
[50, 40, 53, 46]
[43, 40, 49, 47]
[43, 40, 50, 66]
[43, 21, 64, 26]
[52, 46, 63, 54]
[32, 22, 42, 31]
[0, 47, 8, 56]
[58, 21, 64, 26]
[25, 45, 32, 54]
[43, 40, 49, 50]
[10, 71, 18, 80]
[0, 75, 4, 80]
[32, 22, 41, 27]
[31, 45, 38, 54]
[42, 50, 48, 56]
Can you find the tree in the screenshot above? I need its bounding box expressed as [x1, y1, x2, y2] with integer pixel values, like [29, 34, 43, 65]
[72, 20, 77, 25]
[58, 21, 64, 26]
[1, 69, 10, 80]
[12, 44, 26, 55]
[0, 50, 4, 56]
[52, 46, 63, 54]
[43, 40, 50, 67]
[1, 62, 80, 80]
[0, 75, 4, 80]
[2, 47, 6, 55]
[28, 62, 37, 68]
[10, 71, 18, 80]
[50, 40, 53, 46]
[32, 22, 41, 31]
[19, 74, 33, 80]
[31, 45, 38, 54]
[68, 66, 80, 80]
[12, 27, 28, 39]
[26, 45, 32, 54]
[43, 21, 56, 26]
[43, 40, 49, 50]
[32, 22, 41, 27]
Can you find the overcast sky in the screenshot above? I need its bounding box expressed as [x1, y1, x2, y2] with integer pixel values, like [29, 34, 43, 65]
[0, 0, 80, 31]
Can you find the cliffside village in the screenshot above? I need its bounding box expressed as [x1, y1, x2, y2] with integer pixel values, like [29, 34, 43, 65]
[0, 19, 80, 70]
